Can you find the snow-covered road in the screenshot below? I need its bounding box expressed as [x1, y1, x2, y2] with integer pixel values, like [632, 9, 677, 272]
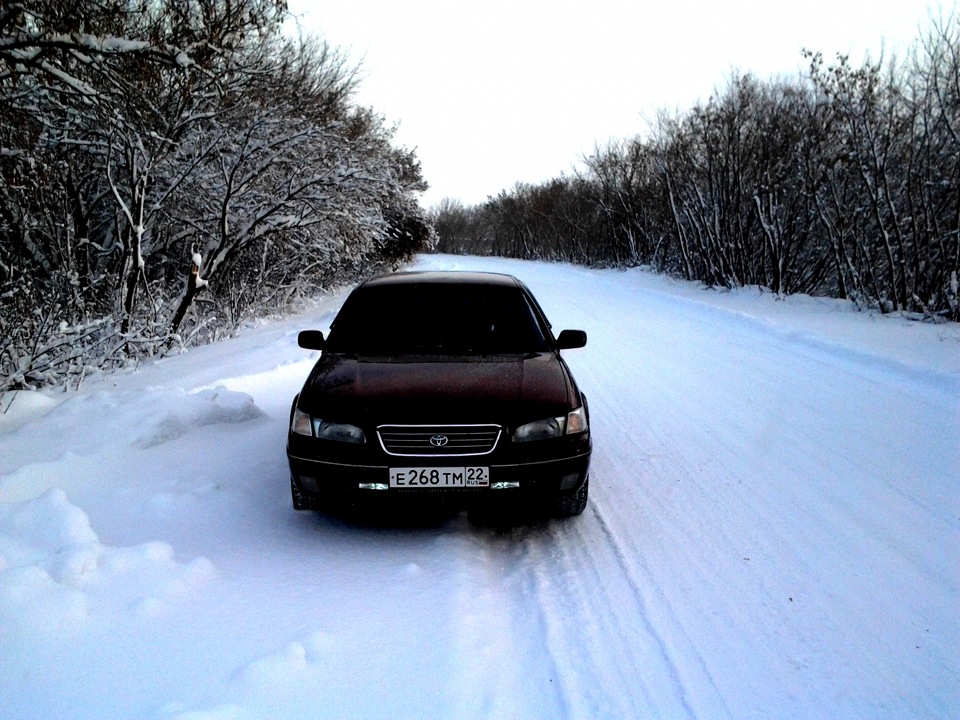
[1, 255, 957, 719]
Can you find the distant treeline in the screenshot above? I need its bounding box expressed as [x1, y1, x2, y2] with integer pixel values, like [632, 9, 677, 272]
[1, 0, 433, 393]
[433, 14, 960, 322]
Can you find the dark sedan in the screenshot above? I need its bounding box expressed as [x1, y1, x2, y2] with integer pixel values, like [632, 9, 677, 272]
[286, 271, 591, 517]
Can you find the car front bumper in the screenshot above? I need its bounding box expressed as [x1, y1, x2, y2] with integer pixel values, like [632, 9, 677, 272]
[287, 441, 590, 509]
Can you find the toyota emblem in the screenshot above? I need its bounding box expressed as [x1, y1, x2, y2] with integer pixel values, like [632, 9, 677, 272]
[430, 435, 449, 447]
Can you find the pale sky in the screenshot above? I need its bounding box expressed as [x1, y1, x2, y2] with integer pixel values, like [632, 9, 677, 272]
[287, 1, 951, 208]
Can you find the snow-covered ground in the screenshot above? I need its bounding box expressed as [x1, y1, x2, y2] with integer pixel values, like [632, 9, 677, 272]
[1, 255, 957, 720]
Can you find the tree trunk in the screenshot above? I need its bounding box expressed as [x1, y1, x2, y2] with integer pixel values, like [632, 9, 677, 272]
[170, 260, 204, 335]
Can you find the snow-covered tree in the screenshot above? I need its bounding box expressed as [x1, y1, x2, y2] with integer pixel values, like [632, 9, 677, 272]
[0, 0, 432, 393]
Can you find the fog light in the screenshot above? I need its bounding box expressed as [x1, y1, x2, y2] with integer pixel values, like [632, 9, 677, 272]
[298, 475, 319, 492]
[559, 473, 580, 490]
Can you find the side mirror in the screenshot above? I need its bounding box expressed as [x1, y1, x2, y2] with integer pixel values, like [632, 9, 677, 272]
[298, 330, 325, 350]
[556, 329, 587, 350]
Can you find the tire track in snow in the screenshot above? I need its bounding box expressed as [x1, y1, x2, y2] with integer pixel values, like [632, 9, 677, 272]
[530, 490, 737, 720]
[440, 525, 570, 719]
[527, 514, 688, 719]
[589, 503, 708, 718]
[440, 518, 629, 720]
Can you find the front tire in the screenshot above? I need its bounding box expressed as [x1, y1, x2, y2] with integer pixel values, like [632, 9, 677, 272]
[553, 475, 589, 517]
[291, 476, 315, 511]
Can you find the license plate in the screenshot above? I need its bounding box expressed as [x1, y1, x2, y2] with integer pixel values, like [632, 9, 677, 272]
[389, 466, 489, 488]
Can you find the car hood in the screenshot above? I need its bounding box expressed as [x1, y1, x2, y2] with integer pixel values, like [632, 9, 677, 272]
[297, 352, 575, 426]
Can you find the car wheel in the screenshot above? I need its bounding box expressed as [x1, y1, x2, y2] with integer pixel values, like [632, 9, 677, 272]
[291, 476, 314, 511]
[554, 475, 589, 518]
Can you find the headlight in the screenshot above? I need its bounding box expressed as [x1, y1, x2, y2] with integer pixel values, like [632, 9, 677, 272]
[290, 407, 365, 444]
[514, 416, 564, 442]
[513, 406, 588, 442]
[314, 419, 365, 444]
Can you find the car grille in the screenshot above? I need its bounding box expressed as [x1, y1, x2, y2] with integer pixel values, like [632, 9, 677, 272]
[377, 425, 502, 457]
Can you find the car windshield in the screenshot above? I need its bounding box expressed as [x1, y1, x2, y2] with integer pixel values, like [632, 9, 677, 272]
[325, 282, 551, 355]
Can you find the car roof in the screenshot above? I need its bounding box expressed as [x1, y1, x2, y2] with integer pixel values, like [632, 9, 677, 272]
[361, 271, 522, 289]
